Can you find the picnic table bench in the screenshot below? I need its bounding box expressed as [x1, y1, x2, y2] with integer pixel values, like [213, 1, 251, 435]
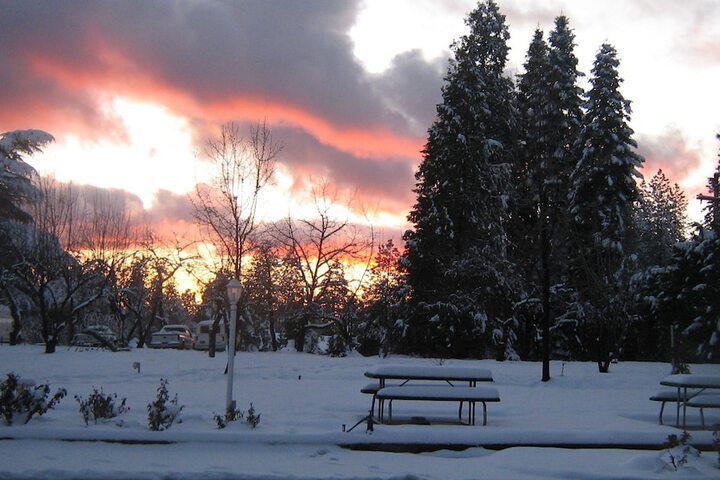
[362, 365, 497, 426]
[375, 385, 500, 425]
[686, 393, 720, 429]
[649, 389, 697, 425]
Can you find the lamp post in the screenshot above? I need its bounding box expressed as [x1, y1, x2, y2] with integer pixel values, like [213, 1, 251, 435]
[225, 278, 241, 414]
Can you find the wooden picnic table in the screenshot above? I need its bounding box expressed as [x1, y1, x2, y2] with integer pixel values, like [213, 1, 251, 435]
[363, 364, 495, 425]
[660, 374, 720, 429]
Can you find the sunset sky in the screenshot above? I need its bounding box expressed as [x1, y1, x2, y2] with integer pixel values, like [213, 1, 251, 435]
[2, 0, 719, 245]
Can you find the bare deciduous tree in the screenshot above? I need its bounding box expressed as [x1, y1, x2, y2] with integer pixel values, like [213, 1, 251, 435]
[192, 122, 280, 279]
[271, 183, 373, 351]
[191, 121, 280, 356]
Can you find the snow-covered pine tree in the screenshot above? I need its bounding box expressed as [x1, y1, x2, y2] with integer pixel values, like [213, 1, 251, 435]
[629, 170, 688, 360]
[513, 28, 550, 270]
[0, 130, 54, 345]
[513, 18, 585, 378]
[654, 227, 720, 362]
[403, 0, 518, 358]
[701, 133, 720, 233]
[538, 17, 588, 369]
[568, 44, 644, 372]
[0, 130, 54, 222]
[546, 16, 584, 201]
[359, 239, 409, 357]
[636, 169, 688, 268]
[655, 135, 718, 361]
[513, 29, 553, 368]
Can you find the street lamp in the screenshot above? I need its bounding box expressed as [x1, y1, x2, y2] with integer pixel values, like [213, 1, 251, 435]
[226, 278, 241, 414]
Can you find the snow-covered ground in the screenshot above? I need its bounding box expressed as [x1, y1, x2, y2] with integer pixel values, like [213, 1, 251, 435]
[0, 345, 718, 479]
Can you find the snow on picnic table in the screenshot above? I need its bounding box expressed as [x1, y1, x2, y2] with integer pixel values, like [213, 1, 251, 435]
[0, 345, 718, 479]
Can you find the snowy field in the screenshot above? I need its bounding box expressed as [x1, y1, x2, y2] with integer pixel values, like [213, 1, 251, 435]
[0, 345, 718, 479]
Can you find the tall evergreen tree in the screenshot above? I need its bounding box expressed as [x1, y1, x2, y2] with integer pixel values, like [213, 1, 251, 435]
[568, 44, 644, 372]
[539, 18, 586, 371]
[513, 17, 584, 379]
[403, 0, 518, 358]
[546, 16, 584, 200]
[630, 170, 687, 361]
[701, 133, 720, 233]
[514, 29, 553, 372]
[636, 169, 687, 268]
[651, 136, 720, 363]
[654, 227, 720, 362]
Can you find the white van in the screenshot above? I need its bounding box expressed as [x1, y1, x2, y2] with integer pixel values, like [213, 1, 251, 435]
[194, 320, 226, 350]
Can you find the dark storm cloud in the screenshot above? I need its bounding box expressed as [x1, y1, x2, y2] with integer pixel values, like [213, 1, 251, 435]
[0, 0, 436, 136]
[276, 125, 417, 213]
[374, 50, 445, 135]
[0, 0, 455, 230]
[147, 190, 196, 224]
[71, 183, 145, 215]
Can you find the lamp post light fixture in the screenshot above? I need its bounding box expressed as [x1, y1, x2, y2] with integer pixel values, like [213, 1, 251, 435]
[226, 278, 241, 414]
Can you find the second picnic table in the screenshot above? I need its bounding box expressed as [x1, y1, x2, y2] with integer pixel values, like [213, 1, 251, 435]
[659, 374, 720, 429]
[363, 364, 497, 425]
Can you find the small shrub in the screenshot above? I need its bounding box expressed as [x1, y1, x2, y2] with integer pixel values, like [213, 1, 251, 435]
[147, 378, 183, 431]
[0, 372, 66, 425]
[672, 360, 690, 375]
[355, 333, 381, 357]
[213, 402, 261, 429]
[663, 432, 699, 470]
[245, 403, 261, 429]
[75, 387, 128, 426]
[214, 404, 243, 429]
[327, 334, 348, 357]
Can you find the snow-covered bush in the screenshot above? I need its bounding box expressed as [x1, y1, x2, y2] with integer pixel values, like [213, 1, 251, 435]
[214, 403, 243, 429]
[213, 402, 261, 429]
[327, 334, 348, 357]
[75, 387, 128, 426]
[245, 403, 261, 428]
[0, 372, 66, 425]
[663, 432, 699, 471]
[147, 378, 183, 431]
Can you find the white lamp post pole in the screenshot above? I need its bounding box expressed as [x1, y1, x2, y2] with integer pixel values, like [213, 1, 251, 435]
[226, 278, 241, 414]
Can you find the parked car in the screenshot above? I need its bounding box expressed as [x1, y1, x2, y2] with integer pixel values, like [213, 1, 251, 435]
[194, 320, 226, 350]
[149, 324, 195, 349]
[72, 325, 118, 348]
[83, 325, 118, 343]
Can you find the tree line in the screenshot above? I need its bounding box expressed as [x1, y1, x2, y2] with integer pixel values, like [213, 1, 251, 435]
[399, 1, 719, 374]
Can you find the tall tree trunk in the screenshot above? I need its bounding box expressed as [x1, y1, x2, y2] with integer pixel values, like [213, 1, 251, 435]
[596, 323, 611, 373]
[208, 316, 220, 358]
[269, 314, 278, 352]
[541, 208, 552, 382]
[44, 323, 57, 353]
[8, 297, 22, 345]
